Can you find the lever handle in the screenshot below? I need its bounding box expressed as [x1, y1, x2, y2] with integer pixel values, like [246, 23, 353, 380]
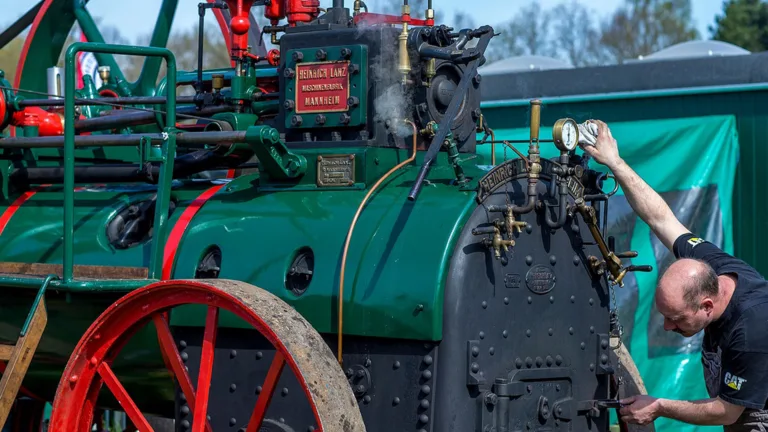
[615, 251, 638, 259]
[472, 226, 497, 236]
[627, 265, 652, 273]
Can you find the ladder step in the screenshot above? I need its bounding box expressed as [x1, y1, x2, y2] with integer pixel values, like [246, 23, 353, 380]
[0, 281, 48, 429]
[0, 345, 11, 362]
[0, 262, 148, 279]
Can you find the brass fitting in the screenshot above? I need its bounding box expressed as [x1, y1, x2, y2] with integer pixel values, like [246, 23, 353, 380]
[419, 121, 438, 138]
[424, 58, 436, 87]
[353, 0, 361, 15]
[485, 226, 515, 259]
[398, 5, 411, 85]
[98, 66, 110, 84]
[504, 206, 528, 235]
[527, 99, 542, 179]
[212, 74, 224, 92]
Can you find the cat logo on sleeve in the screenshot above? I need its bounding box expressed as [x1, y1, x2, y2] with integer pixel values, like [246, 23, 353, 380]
[724, 372, 747, 391]
[687, 237, 706, 248]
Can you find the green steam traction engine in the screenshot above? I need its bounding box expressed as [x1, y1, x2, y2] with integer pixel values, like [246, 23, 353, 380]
[0, 0, 653, 431]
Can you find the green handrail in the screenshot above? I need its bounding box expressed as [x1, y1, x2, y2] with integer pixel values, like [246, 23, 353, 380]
[64, 42, 177, 282]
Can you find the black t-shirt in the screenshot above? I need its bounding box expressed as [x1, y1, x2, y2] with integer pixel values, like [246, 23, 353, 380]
[673, 233, 768, 410]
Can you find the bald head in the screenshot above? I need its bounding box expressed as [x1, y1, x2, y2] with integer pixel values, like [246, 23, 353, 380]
[656, 258, 720, 337]
[658, 259, 719, 309]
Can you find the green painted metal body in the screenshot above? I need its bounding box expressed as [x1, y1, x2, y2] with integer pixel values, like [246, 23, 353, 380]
[479, 86, 768, 277]
[0, 144, 490, 403]
[0, 1, 507, 413]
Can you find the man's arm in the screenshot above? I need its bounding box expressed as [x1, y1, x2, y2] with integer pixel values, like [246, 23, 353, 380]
[656, 397, 744, 425]
[618, 395, 744, 426]
[581, 120, 688, 251]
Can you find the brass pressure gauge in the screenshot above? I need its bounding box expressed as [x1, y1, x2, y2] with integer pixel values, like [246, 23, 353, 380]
[552, 118, 579, 152]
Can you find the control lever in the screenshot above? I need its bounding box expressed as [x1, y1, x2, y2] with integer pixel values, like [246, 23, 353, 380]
[408, 26, 495, 201]
[616, 251, 638, 259]
[574, 199, 653, 287]
[416, 27, 486, 64]
[627, 265, 652, 273]
[595, 399, 624, 409]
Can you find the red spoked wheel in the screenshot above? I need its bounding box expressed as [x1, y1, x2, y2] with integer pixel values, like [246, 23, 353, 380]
[48, 279, 365, 432]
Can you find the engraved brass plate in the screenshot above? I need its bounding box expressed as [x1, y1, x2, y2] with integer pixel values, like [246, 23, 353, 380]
[475, 160, 520, 203]
[525, 264, 556, 294]
[295, 60, 351, 114]
[317, 154, 355, 187]
[566, 176, 585, 200]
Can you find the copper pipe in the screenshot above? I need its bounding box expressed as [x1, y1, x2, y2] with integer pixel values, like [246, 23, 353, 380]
[337, 120, 418, 364]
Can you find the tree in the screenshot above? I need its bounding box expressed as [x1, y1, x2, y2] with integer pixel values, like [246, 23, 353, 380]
[600, 0, 700, 64]
[709, 0, 768, 52]
[550, 0, 611, 67]
[0, 36, 25, 85]
[483, 1, 558, 64]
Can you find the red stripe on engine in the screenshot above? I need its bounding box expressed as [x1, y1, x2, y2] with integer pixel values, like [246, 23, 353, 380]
[161, 184, 225, 280]
[0, 185, 50, 236]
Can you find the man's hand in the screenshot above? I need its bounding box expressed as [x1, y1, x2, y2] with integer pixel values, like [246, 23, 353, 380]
[618, 395, 746, 426]
[619, 395, 662, 426]
[580, 120, 622, 170]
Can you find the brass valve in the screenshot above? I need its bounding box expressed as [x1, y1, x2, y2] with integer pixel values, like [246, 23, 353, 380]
[472, 222, 515, 260]
[420, 121, 438, 138]
[486, 226, 514, 259]
[504, 205, 528, 235]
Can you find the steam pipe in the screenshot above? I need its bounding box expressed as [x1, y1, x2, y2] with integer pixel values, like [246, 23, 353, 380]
[333, 0, 344, 8]
[0, 130, 248, 149]
[74, 104, 232, 132]
[18, 96, 198, 107]
[545, 161, 569, 229]
[508, 100, 542, 215]
[9, 148, 238, 186]
[16, 93, 276, 109]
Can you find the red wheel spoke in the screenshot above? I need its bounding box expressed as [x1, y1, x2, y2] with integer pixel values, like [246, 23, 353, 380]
[246, 352, 286, 432]
[192, 306, 219, 432]
[153, 314, 197, 406]
[96, 363, 152, 432]
[152, 314, 214, 432]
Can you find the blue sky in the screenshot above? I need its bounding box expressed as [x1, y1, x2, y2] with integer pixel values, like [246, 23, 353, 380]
[4, 0, 724, 44]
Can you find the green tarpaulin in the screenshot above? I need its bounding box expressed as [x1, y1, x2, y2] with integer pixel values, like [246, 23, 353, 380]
[478, 114, 740, 432]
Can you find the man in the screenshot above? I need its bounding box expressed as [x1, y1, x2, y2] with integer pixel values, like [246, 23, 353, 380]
[579, 120, 768, 430]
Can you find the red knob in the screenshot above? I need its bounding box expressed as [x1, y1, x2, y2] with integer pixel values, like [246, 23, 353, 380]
[231, 16, 249, 35]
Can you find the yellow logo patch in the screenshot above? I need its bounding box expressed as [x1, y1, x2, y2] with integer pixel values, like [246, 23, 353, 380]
[724, 372, 746, 391]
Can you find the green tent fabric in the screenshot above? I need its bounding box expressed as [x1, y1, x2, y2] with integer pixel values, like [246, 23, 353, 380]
[477, 114, 740, 432]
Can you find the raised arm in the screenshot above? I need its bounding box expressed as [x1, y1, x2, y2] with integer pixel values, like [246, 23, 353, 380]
[581, 120, 689, 251]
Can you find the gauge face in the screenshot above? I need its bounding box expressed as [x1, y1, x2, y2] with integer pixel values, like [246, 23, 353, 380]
[554, 118, 579, 152]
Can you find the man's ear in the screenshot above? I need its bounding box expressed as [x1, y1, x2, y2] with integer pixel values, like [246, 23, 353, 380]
[701, 297, 715, 314]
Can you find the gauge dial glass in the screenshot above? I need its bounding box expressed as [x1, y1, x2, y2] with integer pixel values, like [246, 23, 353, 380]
[561, 121, 577, 150]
